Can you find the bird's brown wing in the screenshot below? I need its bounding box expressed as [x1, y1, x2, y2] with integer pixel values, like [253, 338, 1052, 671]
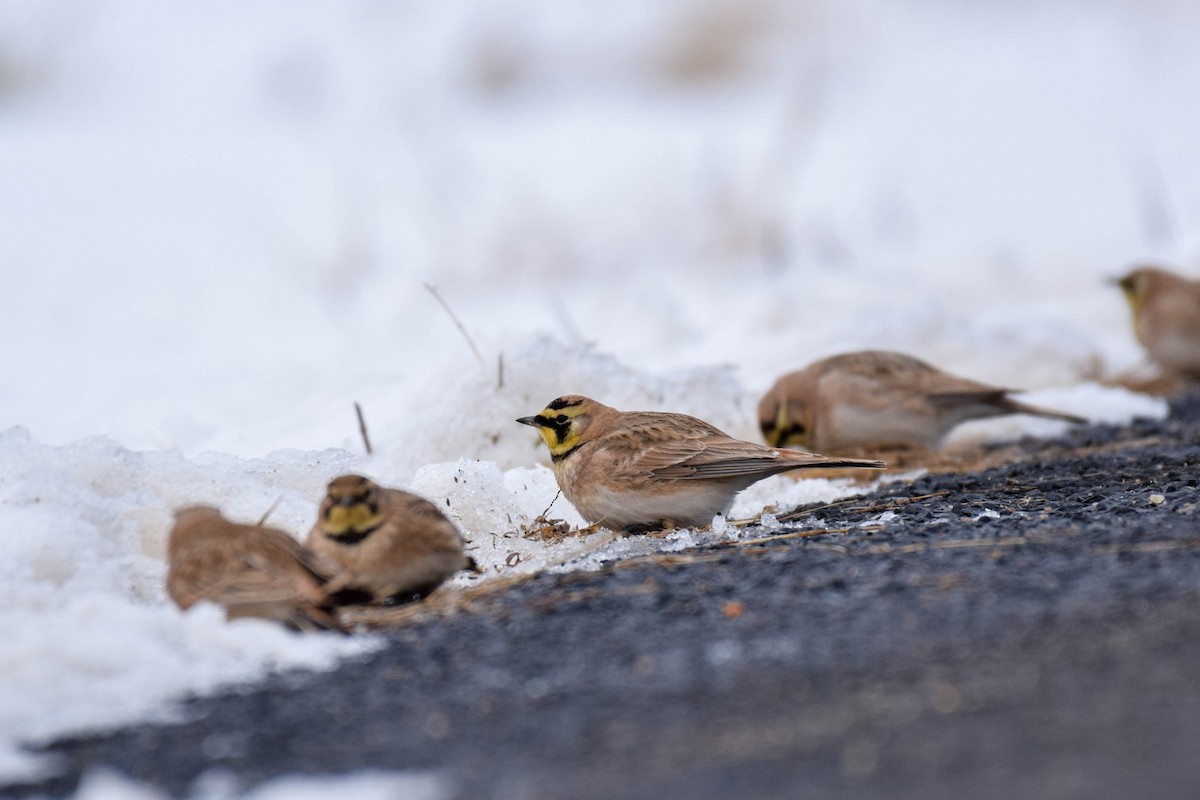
[183, 534, 327, 609]
[825, 350, 1000, 402]
[600, 414, 876, 480]
[653, 442, 883, 479]
[271, 532, 339, 586]
[387, 491, 469, 558]
[644, 433, 782, 478]
[825, 351, 937, 391]
[590, 413, 736, 478]
[167, 543, 241, 610]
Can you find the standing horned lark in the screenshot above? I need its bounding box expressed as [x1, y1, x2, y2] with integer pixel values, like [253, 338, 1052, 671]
[758, 350, 1087, 453]
[166, 506, 343, 632]
[517, 395, 884, 532]
[1115, 265, 1200, 378]
[306, 475, 474, 603]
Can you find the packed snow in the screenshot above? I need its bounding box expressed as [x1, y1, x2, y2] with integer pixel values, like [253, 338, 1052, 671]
[0, 0, 1194, 787]
[68, 767, 451, 800]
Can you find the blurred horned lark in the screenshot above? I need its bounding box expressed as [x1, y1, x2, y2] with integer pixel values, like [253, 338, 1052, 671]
[1115, 265, 1200, 378]
[517, 395, 884, 532]
[306, 474, 474, 603]
[759, 350, 1087, 453]
[166, 506, 343, 632]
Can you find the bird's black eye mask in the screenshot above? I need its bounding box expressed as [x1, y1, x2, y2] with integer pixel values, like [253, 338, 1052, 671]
[533, 414, 574, 445]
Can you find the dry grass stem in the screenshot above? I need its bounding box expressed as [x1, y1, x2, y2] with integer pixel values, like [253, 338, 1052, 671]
[338, 573, 535, 629]
[255, 496, 284, 527]
[728, 524, 883, 548]
[425, 283, 485, 366]
[1093, 540, 1198, 556]
[780, 491, 950, 523]
[932, 536, 1028, 550]
[354, 401, 373, 455]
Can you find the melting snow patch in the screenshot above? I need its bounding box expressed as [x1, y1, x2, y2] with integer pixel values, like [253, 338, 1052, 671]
[70, 767, 453, 800]
[729, 475, 873, 521]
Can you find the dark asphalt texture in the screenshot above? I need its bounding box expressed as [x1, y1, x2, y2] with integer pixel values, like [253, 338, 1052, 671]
[7, 390, 1200, 800]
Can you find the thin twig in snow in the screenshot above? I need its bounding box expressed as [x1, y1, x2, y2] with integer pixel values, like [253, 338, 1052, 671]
[256, 496, 284, 527]
[354, 401, 373, 455]
[425, 283, 485, 366]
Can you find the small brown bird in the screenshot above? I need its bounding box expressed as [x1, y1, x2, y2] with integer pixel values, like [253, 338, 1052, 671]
[1115, 265, 1200, 378]
[758, 350, 1087, 453]
[306, 475, 474, 603]
[517, 395, 884, 532]
[166, 506, 343, 632]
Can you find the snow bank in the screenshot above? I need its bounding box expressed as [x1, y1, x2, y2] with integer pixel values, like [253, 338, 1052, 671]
[70, 767, 451, 800]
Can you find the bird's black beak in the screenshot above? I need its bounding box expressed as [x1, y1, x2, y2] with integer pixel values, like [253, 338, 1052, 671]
[516, 416, 542, 427]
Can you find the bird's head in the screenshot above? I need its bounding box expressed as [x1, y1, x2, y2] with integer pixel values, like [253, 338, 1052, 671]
[1113, 266, 1173, 316]
[517, 395, 602, 459]
[318, 474, 384, 540]
[758, 384, 813, 449]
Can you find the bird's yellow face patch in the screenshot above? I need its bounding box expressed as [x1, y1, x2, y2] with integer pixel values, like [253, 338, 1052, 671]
[324, 502, 383, 536]
[517, 397, 590, 459]
[761, 400, 809, 448]
[320, 477, 384, 539]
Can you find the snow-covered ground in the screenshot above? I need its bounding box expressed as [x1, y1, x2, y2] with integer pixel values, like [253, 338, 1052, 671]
[0, 0, 1195, 788]
[69, 767, 451, 800]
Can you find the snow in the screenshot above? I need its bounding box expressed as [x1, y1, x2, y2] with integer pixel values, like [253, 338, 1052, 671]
[0, 0, 1193, 788]
[67, 767, 451, 800]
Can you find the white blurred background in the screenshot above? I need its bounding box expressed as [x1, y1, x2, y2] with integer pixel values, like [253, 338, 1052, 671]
[1, 0, 1196, 459]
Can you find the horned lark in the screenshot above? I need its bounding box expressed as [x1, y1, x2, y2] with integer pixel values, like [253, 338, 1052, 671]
[758, 350, 1087, 453]
[306, 475, 474, 603]
[166, 506, 343, 632]
[517, 395, 884, 532]
[1115, 265, 1200, 378]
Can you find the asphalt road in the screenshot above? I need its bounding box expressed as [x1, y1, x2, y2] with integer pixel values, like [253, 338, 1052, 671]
[7, 390, 1200, 800]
